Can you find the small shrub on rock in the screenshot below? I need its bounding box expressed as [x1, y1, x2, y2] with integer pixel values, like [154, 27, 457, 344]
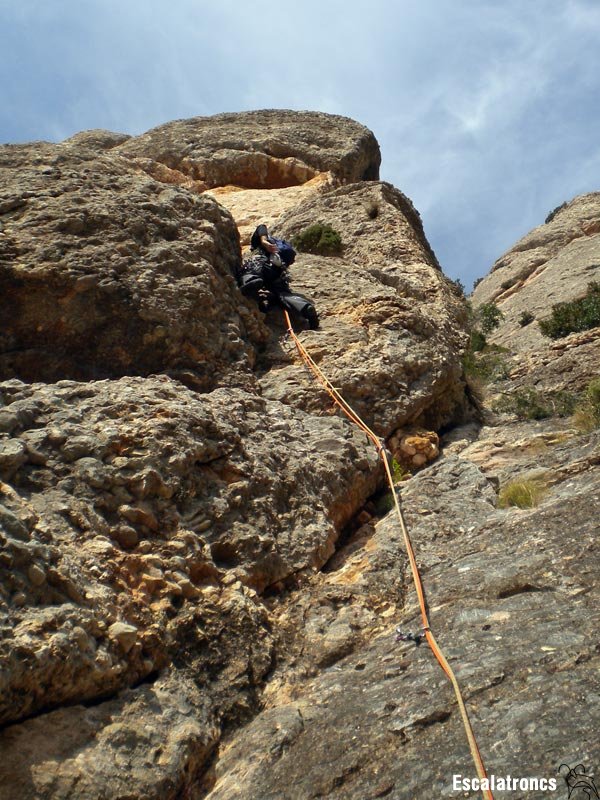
[499, 478, 547, 509]
[293, 223, 343, 256]
[492, 387, 578, 420]
[373, 490, 395, 516]
[544, 201, 567, 224]
[463, 302, 509, 384]
[477, 302, 504, 334]
[469, 329, 487, 353]
[538, 282, 600, 339]
[391, 458, 410, 484]
[464, 348, 510, 384]
[365, 200, 379, 219]
[450, 277, 466, 297]
[572, 378, 600, 432]
[518, 311, 535, 327]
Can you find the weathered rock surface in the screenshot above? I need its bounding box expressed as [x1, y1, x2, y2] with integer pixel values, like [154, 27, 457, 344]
[200, 447, 600, 800]
[117, 110, 381, 190]
[0, 140, 263, 388]
[62, 128, 132, 152]
[509, 328, 599, 398]
[257, 181, 469, 433]
[207, 171, 337, 248]
[471, 192, 600, 353]
[0, 110, 476, 798]
[471, 192, 600, 426]
[0, 374, 381, 729]
[191, 187, 600, 800]
[3, 110, 597, 800]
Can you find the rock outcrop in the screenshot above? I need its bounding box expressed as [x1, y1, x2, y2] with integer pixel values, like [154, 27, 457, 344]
[472, 193, 600, 347]
[117, 110, 381, 190]
[196, 194, 600, 800]
[1, 111, 597, 800]
[257, 181, 469, 432]
[202, 444, 599, 800]
[0, 375, 382, 727]
[0, 140, 262, 389]
[0, 110, 472, 799]
[472, 192, 600, 397]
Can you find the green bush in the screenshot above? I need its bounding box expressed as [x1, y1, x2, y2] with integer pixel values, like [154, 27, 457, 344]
[572, 378, 600, 432]
[469, 329, 487, 352]
[477, 303, 504, 334]
[373, 491, 395, 516]
[293, 223, 343, 256]
[391, 458, 410, 484]
[518, 311, 535, 327]
[463, 342, 509, 383]
[492, 387, 578, 420]
[365, 200, 379, 219]
[462, 302, 509, 384]
[538, 282, 600, 339]
[499, 478, 546, 509]
[450, 277, 466, 297]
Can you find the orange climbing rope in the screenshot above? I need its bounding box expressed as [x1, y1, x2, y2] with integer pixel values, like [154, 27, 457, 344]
[283, 311, 494, 800]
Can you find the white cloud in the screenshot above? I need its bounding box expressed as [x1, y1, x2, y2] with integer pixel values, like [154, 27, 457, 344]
[1, 0, 599, 286]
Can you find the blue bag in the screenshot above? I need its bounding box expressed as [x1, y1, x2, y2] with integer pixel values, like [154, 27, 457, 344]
[271, 237, 296, 266]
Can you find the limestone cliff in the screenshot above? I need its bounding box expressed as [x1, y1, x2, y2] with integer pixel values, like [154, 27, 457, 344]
[0, 112, 598, 800]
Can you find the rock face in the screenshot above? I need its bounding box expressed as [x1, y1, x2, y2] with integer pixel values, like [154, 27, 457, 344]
[471, 193, 600, 404]
[202, 443, 599, 800]
[471, 192, 600, 353]
[0, 110, 470, 799]
[0, 375, 381, 729]
[258, 181, 469, 433]
[2, 111, 597, 800]
[206, 172, 337, 248]
[0, 140, 262, 389]
[195, 192, 600, 799]
[117, 110, 381, 189]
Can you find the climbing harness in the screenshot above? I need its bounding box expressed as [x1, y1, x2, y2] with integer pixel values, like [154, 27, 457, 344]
[283, 311, 495, 800]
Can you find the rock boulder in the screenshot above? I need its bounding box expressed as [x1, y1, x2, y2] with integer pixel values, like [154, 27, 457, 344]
[257, 181, 469, 434]
[0, 141, 263, 388]
[117, 110, 381, 189]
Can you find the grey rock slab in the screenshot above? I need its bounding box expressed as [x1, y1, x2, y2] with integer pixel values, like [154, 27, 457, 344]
[200, 451, 599, 800]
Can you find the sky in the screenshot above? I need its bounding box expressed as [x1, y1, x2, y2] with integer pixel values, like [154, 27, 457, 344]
[2, 0, 600, 289]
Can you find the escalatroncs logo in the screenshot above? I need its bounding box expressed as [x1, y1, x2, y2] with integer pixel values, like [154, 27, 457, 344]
[559, 764, 599, 800]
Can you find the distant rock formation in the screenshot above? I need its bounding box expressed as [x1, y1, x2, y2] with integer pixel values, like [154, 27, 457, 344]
[472, 193, 600, 392]
[472, 194, 600, 350]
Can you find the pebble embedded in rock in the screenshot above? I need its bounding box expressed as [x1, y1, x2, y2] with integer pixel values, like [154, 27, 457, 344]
[107, 622, 138, 653]
[27, 564, 46, 586]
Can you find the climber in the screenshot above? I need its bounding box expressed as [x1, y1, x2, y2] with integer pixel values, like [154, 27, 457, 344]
[250, 223, 280, 257]
[237, 224, 319, 330]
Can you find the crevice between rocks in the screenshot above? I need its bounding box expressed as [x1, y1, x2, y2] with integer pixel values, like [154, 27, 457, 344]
[496, 583, 555, 599]
[0, 666, 164, 733]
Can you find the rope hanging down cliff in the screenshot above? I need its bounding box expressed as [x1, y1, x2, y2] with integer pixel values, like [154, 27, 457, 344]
[283, 310, 495, 800]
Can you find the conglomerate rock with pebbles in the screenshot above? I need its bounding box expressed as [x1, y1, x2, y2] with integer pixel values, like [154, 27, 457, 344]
[5, 111, 596, 800]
